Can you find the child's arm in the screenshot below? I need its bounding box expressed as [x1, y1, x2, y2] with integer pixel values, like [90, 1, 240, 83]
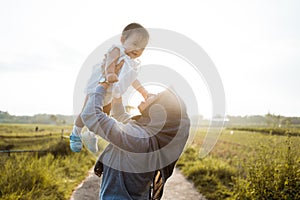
[131, 79, 149, 100]
[105, 47, 121, 83]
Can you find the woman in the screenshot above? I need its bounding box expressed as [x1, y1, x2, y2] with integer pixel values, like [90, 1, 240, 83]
[80, 72, 190, 199]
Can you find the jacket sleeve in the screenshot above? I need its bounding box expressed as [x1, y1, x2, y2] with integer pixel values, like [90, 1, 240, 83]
[110, 97, 132, 124]
[81, 85, 150, 152]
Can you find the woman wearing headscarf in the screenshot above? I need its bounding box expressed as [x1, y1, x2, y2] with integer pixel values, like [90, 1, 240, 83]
[80, 78, 190, 200]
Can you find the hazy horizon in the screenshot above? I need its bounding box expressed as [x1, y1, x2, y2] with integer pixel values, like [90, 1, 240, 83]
[1, 109, 299, 119]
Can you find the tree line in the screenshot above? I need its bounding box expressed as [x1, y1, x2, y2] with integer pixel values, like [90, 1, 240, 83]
[227, 113, 300, 127]
[0, 111, 74, 125]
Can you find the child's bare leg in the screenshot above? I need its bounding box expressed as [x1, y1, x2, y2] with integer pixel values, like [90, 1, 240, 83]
[70, 95, 89, 152]
[74, 114, 85, 128]
[74, 95, 89, 128]
[73, 95, 89, 133]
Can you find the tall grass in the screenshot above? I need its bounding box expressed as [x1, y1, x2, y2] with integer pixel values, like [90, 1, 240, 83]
[233, 136, 300, 199]
[0, 139, 96, 199]
[0, 123, 71, 151]
[178, 128, 300, 199]
[177, 148, 236, 199]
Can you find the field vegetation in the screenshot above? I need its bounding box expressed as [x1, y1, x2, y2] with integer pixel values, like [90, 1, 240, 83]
[177, 127, 300, 199]
[2, 121, 300, 199]
[0, 124, 97, 200]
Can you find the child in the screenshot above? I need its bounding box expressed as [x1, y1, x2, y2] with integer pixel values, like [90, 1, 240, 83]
[70, 23, 151, 153]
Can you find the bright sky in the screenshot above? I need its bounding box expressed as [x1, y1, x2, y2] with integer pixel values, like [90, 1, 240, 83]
[0, 0, 300, 117]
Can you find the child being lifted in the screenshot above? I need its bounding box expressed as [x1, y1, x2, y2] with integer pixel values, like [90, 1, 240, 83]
[70, 23, 152, 153]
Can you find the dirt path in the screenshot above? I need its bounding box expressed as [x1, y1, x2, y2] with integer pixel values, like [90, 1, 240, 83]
[70, 168, 206, 200]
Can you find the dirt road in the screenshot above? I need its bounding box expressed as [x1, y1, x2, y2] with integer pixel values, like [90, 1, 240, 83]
[70, 168, 206, 200]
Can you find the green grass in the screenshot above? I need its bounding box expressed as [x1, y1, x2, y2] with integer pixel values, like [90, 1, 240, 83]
[230, 126, 300, 136]
[177, 148, 236, 199]
[178, 127, 300, 199]
[4, 124, 299, 199]
[0, 123, 72, 150]
[0, 123, 71, 134]
[0, 124, 98, 200]
[0, 145, 95, 199]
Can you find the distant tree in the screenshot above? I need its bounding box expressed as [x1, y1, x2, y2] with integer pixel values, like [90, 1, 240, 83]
[265, 113, 273, 127]
[265, 113, 282, 127]
[50, 115, 57, 124]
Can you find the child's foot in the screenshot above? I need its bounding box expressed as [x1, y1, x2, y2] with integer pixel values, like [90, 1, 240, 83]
[82, 131, 98, 153]
[70, 132, 82, 152]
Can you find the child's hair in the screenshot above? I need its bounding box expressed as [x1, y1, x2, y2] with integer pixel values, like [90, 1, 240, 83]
[122, 23, 149, 41]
